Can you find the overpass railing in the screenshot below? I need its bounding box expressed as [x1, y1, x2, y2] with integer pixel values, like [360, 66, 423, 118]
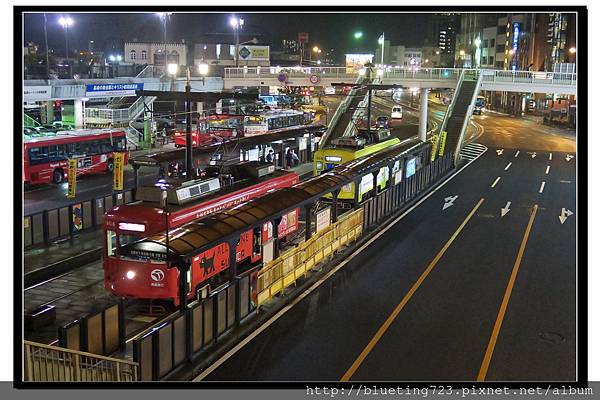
[224, 67, 577, 88]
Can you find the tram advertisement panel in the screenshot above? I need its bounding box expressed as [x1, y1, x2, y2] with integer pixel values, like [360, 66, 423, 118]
[236, 230, 253, 262]
[192, 243, 230, 283]
[278, 208, 299, 238]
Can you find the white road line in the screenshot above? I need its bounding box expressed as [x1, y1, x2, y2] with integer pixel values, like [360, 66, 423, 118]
[539, 181, 546, 193]
[192, 145, 488, 382]
[545, 165, 550, 175]
[491, 177, 501, 188]
[514, 150, 520, 158]
[504, 162, 512, 171]
[549, 153, 553, 161]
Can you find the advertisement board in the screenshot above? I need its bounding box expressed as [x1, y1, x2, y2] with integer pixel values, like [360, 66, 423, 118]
[85, 83, 144, 98]
[113, 152, 125, 191]
[67, 159, 77, 199]
[238, 46, 270, 61]
[278, 209, 299, 238]
[406, 158, 416, 178]
[316, 207, 331, 233]
[24, 86, 52, 101]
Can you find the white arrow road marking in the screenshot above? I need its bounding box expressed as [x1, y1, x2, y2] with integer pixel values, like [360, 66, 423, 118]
[504, 162, 512, 171]
[514, 150, 520, 158]
[549, 153, 553, 161]
[559, 208, 574, 224]
[539, 181, 546, 193]
[501, 201, 511, 217]
[443, 195, 458, 210]
[491, 177, 501, 188]
[496, 149, 504, 156]
[545, 165, 550, 175]
[565, 154, 574, 162]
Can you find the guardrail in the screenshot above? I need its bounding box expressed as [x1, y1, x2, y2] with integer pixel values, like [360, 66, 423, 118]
[24, 189, 134, 249]
[24, 340, 138, 382]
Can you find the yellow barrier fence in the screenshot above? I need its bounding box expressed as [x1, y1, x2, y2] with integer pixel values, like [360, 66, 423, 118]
[257, 208, 364, 307]
[24, 340, 139, 382]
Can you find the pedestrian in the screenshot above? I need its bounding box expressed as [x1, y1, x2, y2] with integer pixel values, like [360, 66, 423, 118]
[265, 149, 274, 164]
[285, 149, 294, 169]
[291, 149, 300, 167]
[161, 127, 167, 145]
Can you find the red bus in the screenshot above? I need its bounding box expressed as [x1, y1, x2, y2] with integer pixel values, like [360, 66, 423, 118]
[174, 114, 244, 148]
[24, 129, 128, 185]
[103, 162, 300, 302]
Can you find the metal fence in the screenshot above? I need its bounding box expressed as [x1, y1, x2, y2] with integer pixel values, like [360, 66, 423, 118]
[24, 189, 134, 249]
[24, 340, 138, 382]
[58, 300, 126, 356]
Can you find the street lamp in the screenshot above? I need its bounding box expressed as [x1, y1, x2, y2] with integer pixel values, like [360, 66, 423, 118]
[354, 32, 363, 39]
[569, 47, 576, 54]
[230, 16, 244, 68]
[157, 13, 173, 71]
[378, 33, 385, 65]
[58, 16, 74, 76]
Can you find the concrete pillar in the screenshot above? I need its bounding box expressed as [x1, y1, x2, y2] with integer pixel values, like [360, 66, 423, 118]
[419, 88, 429, 142]
[74, 99, 84, 129]
[43, 101, 54, 124]
[196, 102, 204, 117]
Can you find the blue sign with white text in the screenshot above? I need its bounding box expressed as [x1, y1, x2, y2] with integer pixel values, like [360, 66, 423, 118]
[85, 83, 144, 97]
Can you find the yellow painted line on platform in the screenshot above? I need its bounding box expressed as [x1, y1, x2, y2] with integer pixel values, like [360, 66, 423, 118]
[477, 204, 538, 382]
[340, 197, 486, 381]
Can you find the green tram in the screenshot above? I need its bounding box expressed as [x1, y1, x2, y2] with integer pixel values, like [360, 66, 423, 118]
[314, 129, 400, 202]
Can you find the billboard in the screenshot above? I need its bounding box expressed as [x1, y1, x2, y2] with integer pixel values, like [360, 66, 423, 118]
[85, 83, 144, 98]
[345, 54, 374, 73]
[238, 46, 270, 61]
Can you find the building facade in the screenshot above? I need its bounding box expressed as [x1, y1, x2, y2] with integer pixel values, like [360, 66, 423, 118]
[124, 42, 187, 66]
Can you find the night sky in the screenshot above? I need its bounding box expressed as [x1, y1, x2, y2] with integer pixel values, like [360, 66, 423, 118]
[23, 12, 430, 58]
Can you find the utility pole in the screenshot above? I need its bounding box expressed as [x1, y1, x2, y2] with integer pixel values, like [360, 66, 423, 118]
[185, 67, 193, 179]
[43, 13, 50, 79]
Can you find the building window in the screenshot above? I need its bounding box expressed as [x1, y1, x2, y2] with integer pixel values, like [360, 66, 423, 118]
[141, 50, 147, 60]
[230, 45, 236, 57]
[490, 39, 495, 48]
[130, 49, 136, 60]
[489, 56, 494, 65]
[483, 39, 488, 48]
[481, 56, 487, 65]
[216, 44, 221, 59]
[496, 44, 505, 53]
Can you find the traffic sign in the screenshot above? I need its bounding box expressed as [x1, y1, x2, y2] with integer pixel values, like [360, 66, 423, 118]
[278, 73, 287, 83]
[309, 74, 320, 84]
[113, 152, 125, 191]
[67, 159, 77, 199]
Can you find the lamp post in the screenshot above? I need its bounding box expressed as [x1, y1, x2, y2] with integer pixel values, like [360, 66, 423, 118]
[157, 13, 172, 72]
[167, 63, 209, 178]
[378, 33, 385, 65]
[43, 13, 50, 79]
[310, 46, 321, 65]
[58, 16, 73, 76]
[230, 16, 244, 68]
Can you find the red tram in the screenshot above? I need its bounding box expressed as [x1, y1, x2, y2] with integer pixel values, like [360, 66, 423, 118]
[103, 162, 299, 303]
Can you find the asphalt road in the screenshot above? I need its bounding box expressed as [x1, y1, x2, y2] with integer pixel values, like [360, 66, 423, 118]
[201, 106, 577, 382]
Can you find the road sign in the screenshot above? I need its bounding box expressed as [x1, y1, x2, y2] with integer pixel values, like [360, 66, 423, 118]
[430, 133, 439, 161]
[309, 74, 320, 84]
[278, 73, 287, 83]
[113, 152, 125, 191]
[438, 131, 448, 156]
[67, 159, 77, 199]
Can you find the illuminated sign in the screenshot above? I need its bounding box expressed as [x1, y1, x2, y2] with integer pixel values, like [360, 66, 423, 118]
[113, 152, 125, 191]
[512, 23, 520, 51]
[67, 159, 77, 199]
[324, 156, 342, 162]
[118, 222, 146, 232]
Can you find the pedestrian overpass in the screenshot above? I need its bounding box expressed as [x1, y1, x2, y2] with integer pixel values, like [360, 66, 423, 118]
[223, 66, 577, 95]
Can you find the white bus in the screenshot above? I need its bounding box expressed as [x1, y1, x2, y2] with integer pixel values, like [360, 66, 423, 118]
[243, 110, 307, 136]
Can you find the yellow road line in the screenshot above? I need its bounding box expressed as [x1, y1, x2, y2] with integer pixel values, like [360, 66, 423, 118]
[477, 204, 539, 381]
[340, 197, 486, 381]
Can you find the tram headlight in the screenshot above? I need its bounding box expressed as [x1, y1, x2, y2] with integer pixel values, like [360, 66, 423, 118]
[126, 271, 136, 280]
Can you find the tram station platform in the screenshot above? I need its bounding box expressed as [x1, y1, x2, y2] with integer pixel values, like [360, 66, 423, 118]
[24, 162, 316, 289]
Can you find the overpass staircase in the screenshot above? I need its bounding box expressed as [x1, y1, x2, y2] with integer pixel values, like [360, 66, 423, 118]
[320, 75, 368, 146]
[437, 70, 482, 163]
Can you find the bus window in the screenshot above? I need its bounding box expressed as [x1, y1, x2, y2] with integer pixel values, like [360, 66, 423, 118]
[107, 230, 117, 256]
